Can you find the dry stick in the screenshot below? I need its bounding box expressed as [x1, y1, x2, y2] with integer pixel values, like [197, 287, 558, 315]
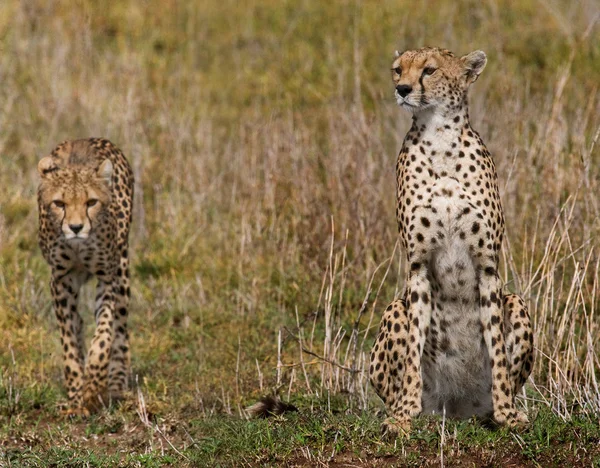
[553, 232, 582, 357]
[579, 309, 596, 410]
[575, 250, 597, 391]
[567, 241, 593, 390]
[287, 368, 296, 402]
[542, 241, 570, 377]
[135, 376, 150, 427]
[440, 405, 446, 468]
[539, 345, 582, 419]
[501, 232, 516, 291]
[329, 429, 341, 463]
[332, 326, 346, 393]
[136, 379, 188, 456]
[531, 238, 595, 294]
[344, 241, 398, 396]
[152, 424, 190, 461]
[277, 329, 282, 388]
[235, 335, 241, 403]
[322, 216, 337, 391]
[336, 230, 349, 392]
[337, 229, 349, 321]
[525, 378, 553, 409]
[358, 351, 368, 409]
[584, 256, 600, 412]
[500, 148, 521, 289]
[278, 359, 322, 369]
[295, 306, 313, 394]
[341, 327, 354, 393]
[524, 211, 541, 294]
[280, 264, 327, 351]
[360, 240, 400, 355]
[255, 358, 263, 392]
[524, 194, 574, 296]
[552, 265, 580, 391]
[310, 259, 330, 352]
[525, 197, 600, 417]
[501, 148, 520, 195]
[299, 346, 357, 374]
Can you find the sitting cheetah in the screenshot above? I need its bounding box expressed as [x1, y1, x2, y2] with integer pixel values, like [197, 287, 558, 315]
[369, 48, 534, 434]
[37, 138, 134, 415]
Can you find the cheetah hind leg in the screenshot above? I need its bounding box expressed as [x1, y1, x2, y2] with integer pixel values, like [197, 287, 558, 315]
[82, 279, 115, 412]
[503, 293, 534, 426]
[369, 299, 412, 436]
[108, 247, 131, 403]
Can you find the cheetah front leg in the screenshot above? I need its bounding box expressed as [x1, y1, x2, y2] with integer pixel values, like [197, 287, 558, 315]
[393, 264, 432, 429]
[372, 263, 432, 435]
[82, 278, 115, 411]
[369, 299, 410, 435]
[503, 294, 534, 399]
[108, 248, 131, 401]
[51, 275, 86, 411]
[479, 265, 527, 427]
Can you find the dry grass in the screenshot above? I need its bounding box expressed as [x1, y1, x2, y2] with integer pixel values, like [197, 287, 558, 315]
[0, 0, 599, 463]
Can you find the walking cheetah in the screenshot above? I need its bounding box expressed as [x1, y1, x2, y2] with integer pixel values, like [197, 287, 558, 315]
[37, 138, 134, 415]
[369, 48, 534, 435]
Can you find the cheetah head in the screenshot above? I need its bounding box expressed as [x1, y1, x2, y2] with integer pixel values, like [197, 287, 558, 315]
[391, 47, 487, 114]
[38, 157, 112, 240]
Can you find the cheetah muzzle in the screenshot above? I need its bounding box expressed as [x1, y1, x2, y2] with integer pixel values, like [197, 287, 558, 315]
[369, 47, 534, 435]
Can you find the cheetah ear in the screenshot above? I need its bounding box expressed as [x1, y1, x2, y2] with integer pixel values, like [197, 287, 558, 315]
[38, 156, 59, 178]
[97, 159, 113, 186]
[461, 50, 487, 84]
[394, 50, 401, 58]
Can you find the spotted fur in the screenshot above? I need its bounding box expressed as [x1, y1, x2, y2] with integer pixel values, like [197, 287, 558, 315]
[369, 48, 534, 435]
[38, 138, 134, 415]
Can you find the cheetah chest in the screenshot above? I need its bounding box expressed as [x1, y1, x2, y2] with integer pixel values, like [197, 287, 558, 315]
[408, 176, 494, 416]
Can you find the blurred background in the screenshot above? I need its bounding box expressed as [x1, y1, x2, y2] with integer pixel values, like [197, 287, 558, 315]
[0, 0, 599, 462]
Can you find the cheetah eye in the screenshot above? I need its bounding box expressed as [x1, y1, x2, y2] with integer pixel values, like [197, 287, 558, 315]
[86, 199, 99, 208]
[422, 67, 437, 77]
[53, 200, 65, 209]
[392, 67, 402, 75]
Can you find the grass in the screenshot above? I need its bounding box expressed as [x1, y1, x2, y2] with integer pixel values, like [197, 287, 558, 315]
[1, 0, 600, 466]
[2, 396, 600, 466]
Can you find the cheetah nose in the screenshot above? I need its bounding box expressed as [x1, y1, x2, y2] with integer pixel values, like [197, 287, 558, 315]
[396, 85, 412, 98]
[69, 224, 84, 234]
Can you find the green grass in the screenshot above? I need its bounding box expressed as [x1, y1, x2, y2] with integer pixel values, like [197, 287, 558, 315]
[3, 400, 600, 467]
[1, 0, 600, 465]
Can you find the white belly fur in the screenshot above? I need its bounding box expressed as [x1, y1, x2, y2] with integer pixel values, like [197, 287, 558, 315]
[420, 178, 493, 418]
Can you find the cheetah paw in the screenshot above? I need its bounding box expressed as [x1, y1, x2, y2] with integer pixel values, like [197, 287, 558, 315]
[60, 406, 91, 419]
[381, 416, 411, 439]
[495, 409, 529, 429]
[508, 411, 529, 428]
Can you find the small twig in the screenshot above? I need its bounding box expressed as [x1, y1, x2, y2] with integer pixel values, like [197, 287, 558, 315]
[300, 347, 358, 374]
[153, 424, 190, 461]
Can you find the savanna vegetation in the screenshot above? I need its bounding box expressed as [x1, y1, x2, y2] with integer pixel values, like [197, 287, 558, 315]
[1, 0, 599, 466]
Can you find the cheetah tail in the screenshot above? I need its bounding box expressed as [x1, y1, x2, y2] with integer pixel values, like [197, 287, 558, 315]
[246, 396, 298, 418]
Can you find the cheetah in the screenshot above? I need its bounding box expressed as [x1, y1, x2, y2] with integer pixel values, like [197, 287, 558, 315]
[369, 48, 534, 435]
[37, 138, 134, 415]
